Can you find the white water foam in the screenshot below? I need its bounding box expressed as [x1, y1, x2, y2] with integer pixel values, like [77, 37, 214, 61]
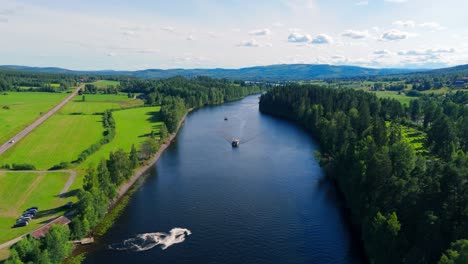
[108, 228, 192, 252]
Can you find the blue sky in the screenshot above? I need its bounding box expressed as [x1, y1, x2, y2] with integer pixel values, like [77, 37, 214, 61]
[1, 0, 467, 70]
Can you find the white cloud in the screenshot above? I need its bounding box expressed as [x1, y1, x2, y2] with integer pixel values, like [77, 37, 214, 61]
[288, 32, 312, 42]
[419, 22, 445, 31]
[160, 26, 175, 32]
[238, 39, 260, 47]
[107, 52, 116, 57]
[381, 30, 410, 41]
[122, 30, 135, 36]
[393, 20, 415, 28]
[374, 49, 392, 55]
[311, 34, 333, 44]
[398, 48, 455, 56]
[249, 28, 271, 36]
[186, 35, 194, 41]
[385, 0, 408, 3]
[342, 30, 370, 39]
[355, 1, 368, 6]
[272, 22, 284, 27]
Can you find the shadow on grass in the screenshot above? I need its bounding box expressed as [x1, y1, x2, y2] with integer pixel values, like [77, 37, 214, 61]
[34, 206, 68, 223]
[58, 189, 80, 199]
[146, 111, 161, 124]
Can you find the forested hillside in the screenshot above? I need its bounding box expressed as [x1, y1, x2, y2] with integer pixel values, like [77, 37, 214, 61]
[259, 85, 467, 264]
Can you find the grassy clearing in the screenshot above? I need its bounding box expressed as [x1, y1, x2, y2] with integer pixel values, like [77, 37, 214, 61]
[0, 114, 103, 170]
[401, 125, 428, 155]
[82, 106, 163, 167]
[89, 80, 120, 89]
[0, 171, 72, 244]
[371, 91, 413, 106]
[0, 92, 67, 143]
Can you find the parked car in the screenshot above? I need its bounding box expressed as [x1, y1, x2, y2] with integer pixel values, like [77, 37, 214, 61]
[22, 213, 34, 218]
[16, 218, 29, 224]
[25, 206, 38, 211]
[24, 209, 37, 215]
[18, 216, 32, 222]
[13, 221, 28, 228]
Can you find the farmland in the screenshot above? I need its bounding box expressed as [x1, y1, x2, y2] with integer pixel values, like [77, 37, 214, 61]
[0, 92, 67, 143]
[89, 80, 120, 89]
[371, 90, 413, 106]
[0, 94, 144, 170]
[0, 171, 72, 244]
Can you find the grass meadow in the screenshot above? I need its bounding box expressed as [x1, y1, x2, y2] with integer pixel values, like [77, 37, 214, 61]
[371, 90, 413, 106]
[0, 171, 72, 244]
[0, 94, 144, 169]
[0, 92, 67, 143]
[89, 80, 120, 89]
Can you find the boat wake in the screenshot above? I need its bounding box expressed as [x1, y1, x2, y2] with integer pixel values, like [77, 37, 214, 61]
[107, 228, 192, 252]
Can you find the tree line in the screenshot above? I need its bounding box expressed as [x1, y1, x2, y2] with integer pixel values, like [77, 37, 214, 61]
[259, 85, 467, 264]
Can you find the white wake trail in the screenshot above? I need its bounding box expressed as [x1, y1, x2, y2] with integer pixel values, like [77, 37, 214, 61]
[108, 228, 192, 252]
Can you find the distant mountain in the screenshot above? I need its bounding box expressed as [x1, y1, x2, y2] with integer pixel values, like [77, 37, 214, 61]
[0, 64, 427, 81]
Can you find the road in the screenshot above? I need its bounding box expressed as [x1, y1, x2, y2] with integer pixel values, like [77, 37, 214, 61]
[0, 85, 83, 156]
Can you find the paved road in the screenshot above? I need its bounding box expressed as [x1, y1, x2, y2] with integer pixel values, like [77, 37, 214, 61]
[0, 85, 83, 156]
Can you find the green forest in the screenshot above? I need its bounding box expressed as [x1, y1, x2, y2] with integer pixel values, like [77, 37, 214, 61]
[259, 85, 467, 264]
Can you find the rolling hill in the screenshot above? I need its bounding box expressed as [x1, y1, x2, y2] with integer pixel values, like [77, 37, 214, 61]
[0, 64, 424, 81]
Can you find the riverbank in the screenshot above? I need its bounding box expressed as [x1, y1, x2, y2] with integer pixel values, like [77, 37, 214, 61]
[65, 108, 193, 262]
[112, 108, 193, 208]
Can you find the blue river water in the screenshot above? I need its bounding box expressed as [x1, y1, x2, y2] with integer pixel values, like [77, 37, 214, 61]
[84, 95, 363, 264]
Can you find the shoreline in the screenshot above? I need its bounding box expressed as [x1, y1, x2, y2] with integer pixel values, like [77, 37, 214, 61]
[111, 108, 193, 208]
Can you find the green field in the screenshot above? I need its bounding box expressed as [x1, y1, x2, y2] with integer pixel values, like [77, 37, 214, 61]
[0, 114, 103, 169]
[0, 171, 72, 244]
[371, 91, 413, 106]
[89, 80, 120, 89]
[82, 106, 163, 167]
[0, 94, 144, 169]
[0, 92, 67, 143]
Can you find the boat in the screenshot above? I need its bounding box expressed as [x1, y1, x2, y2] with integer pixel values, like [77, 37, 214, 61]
[224, 117, 228, 121]
[231, 139, 240, 147]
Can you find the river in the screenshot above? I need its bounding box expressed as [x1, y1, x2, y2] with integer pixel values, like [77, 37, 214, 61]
[83, 95, 363, 264]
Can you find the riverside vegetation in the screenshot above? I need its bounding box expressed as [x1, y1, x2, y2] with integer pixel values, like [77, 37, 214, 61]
[3, 76, 264, 264]
[259, 85, 467, 264]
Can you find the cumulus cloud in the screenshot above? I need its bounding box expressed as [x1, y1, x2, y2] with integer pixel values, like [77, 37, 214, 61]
[393, 20, 415, 28]
[419, 22, 445, 31]
[288, 32, 312, 43]
[238, 39, 260, 47]
[249, 28, 271, 36]
[311, 34, 333, 44]
[355, 1, 369, 6]
[381, 30, 409, 41]
[342, 30, 370, 39]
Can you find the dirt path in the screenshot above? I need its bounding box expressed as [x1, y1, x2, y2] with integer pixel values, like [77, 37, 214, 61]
[0, 85, 83, 156]
[59, 170, 77, 197]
